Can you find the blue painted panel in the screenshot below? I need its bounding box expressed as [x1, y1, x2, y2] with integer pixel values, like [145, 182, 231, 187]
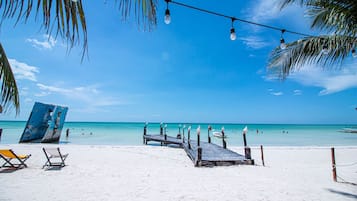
[19, 102, 68, 143]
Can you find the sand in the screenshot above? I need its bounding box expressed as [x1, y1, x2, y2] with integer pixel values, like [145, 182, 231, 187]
[0, 144, 356, 201]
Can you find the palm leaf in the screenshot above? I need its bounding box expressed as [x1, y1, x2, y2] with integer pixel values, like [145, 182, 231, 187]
[0, 43, 19, 114]
[119, 0, 157, 30]
[269, 0, 357, 79]
[278, 0, 357, 36]
[268, 35, 357, 79]
[0, 0, 88, 60]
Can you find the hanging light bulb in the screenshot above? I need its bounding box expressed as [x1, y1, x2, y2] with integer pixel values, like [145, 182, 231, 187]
[164, 0, 171, 24]
[280, 38, 287, 50]
[164, 9, 171, 24]
[352, 49, 357, 58]
[230, 18, 236, 41]
[230, 28, 236, 40]
[280, 29, 287, 50]
[322, 44, 329, 55]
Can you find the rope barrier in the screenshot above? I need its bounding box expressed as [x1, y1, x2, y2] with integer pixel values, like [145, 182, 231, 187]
[335, 161, 357, 167]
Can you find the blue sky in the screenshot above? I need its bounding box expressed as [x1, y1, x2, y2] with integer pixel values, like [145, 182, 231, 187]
[0, 0, 356, 124]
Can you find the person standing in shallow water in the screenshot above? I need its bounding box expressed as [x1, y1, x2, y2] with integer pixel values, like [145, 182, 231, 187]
[66, 128, 69, 138]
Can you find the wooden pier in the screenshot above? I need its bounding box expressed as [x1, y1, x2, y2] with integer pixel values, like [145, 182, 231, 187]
[143, 134, 182, 146]
[143, 124, 254, 167]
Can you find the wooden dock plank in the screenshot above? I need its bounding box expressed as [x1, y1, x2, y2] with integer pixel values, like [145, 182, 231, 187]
[144, 134, 182, 145]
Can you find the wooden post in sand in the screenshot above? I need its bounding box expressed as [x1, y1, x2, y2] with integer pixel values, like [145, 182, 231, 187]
[331, 147, 337, 182]
[260, 145, 265, 166]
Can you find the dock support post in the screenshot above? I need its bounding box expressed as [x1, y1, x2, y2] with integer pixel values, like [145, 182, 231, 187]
[260, 145, 265, 166]
[182, 125, 185, 143]
[197, 126, 201, 147]
[188, 126, 191, 149]
[243, 132, 247, 147]
[331, 147, 337, 182]
[221, 129, 226, 149]
[245, 147, 252, 159]
[208, 125, 211, 143]
[160, 123, 163, 135]
[195, 147, 202, 167]
[177, 124, 182, 139]
[143, 123, 147, 145]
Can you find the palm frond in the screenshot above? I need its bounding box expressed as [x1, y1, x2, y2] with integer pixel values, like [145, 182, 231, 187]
[0, 0, 88, 60]
[0, 43, 19, 114]
[119, 0, 157, 30]
[268, 35, 357, 79]
[278, 0, 357, 36]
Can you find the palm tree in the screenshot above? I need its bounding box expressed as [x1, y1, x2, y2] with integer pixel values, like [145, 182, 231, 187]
[0, 0, 157, 114]
[268, 0, 357, 79]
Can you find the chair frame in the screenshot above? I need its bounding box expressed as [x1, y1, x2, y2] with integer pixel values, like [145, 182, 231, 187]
[42, 147, 68, 168]
[0, 149, 31, 169]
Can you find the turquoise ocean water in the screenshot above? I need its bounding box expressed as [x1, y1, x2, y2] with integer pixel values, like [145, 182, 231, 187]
[0, 121, 357, 146]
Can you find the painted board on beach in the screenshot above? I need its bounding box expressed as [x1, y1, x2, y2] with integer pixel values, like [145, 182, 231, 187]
[19, 102, 68, 143]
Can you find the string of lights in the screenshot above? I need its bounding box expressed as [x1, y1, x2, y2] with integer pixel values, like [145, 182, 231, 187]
[163, 0, 357, 56]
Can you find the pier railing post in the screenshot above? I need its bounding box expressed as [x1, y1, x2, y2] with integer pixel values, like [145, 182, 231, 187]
[182, 125, 186, 143]
[208, 125, 211, 143]
[143, 123, 148, 145]
[243, 132, 247, 147]
[195, 147, 202, 167]
[160, 123, 163, 135]
[331, 147, 337, 182]
[164, 124, 167, 143]
[188, 126, 191, 149]
[221, 128, 226, 149]
[242, 127, 251, 159]
[197, 126, 201, 147]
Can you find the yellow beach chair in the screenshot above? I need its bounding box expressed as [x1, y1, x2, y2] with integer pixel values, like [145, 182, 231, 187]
[0, 149, 31, 169]
[42, 147, 68, 168]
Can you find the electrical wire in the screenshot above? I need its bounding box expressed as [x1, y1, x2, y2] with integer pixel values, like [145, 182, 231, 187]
[165, 0, 314, 37]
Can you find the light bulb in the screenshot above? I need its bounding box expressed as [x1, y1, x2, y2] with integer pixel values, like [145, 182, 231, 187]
[322, 45, 329, 55]
[230, 28, 236, 41]
[280, 38, 287, 50]
[352, 49, 357, 58]
[164, 9, 171, 24]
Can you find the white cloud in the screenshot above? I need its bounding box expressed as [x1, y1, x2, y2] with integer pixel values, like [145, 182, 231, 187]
[239, 36, 270, 49]
[267, 88, 283, 96]
[293, 89, 302, 95]
[289, 62, 357, 95]
[24, 98, 33, 103]
[249, 0, 282, 22]
[26, 34, 57, 50]
[36, 83, 122, 107]
[271, 91, 283, 96]
[9, 59, 39, 81]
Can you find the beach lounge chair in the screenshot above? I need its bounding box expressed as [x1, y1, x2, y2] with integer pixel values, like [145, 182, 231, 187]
[42, 147, 68, 168]
[0, 149, 31, 169]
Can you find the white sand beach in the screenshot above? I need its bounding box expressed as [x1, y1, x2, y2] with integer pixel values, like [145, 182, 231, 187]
[0, 144, 356, 201]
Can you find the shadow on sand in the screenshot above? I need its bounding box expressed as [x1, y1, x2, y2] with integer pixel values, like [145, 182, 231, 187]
[0, 167, 23, 173]
[326, 189, 357, 199]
